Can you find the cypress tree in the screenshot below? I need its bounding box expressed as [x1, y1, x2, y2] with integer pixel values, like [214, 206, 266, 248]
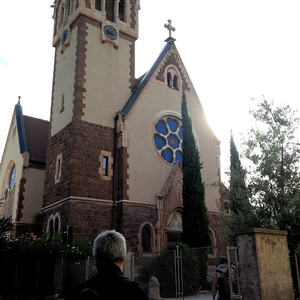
[229, 132, 247, 212]
[181, 91, 209, 288]
[229, 133, 258, 235]
[181, 91, 209, 247]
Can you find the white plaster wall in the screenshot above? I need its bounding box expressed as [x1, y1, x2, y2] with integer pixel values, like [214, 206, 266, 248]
[0, 115, 25, 221]
[83, 24, 132, 127]
[21, 168, 45, 224]
[51, 27, 77, 136]
[125, 79, 221, 212]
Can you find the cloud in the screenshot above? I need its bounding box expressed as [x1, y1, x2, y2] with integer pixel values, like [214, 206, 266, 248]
[0, 56, 8, 67]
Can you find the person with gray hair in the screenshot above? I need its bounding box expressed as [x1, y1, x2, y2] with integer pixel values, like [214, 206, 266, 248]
[71, 230, 149, 300]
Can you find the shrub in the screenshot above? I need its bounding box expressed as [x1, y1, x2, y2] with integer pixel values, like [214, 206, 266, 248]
[138, 243, 201, 297]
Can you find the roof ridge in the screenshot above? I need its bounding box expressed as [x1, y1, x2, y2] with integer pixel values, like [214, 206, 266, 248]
[121, 41, 174, 116]
[23, 115, 49, 123]
[157, 161, 181, 199]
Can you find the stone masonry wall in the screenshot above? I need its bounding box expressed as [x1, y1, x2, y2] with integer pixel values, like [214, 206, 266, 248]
[43, 200, 113, 238]
[118, 203, 158, 253]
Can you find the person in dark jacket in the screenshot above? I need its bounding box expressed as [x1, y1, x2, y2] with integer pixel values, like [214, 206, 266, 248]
[71, 230, 149, 300]
[212, 257, 230, 300]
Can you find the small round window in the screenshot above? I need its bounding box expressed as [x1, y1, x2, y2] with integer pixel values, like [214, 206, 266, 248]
[154, 116, 183, 165]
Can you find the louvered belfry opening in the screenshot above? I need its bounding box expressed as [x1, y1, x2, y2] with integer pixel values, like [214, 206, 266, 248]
[95, 0, 101, 11]
[119, 0, 125, 22]
[106, 0, 115, 22]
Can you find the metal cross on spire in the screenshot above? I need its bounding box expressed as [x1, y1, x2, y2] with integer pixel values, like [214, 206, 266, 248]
[164, 19, 176, 42]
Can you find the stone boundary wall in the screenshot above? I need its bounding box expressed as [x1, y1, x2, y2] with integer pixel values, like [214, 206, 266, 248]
[237, 228, 294, 300]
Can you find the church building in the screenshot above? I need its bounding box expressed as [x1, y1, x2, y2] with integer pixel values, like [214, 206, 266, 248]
[0, 0, 224, 256]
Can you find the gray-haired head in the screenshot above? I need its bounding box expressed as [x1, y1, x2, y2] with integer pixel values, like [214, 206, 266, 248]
[93, 230, 127, 265]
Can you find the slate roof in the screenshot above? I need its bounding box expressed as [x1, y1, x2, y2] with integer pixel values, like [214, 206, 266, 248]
[15, 103, 49, 164]
[23, 116, 49, 164]
[121, 40, 174, 116]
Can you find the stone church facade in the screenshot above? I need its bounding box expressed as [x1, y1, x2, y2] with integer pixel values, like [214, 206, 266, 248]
[0, 0, 225, 256]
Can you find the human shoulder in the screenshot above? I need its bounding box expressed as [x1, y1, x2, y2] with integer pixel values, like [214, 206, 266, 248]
[117, 276, 149, 300]
[70, 275, 100, 300]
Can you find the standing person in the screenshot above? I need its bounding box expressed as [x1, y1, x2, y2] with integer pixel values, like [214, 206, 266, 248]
[71, 230, 149, 300]
[212, 257, 230, 300]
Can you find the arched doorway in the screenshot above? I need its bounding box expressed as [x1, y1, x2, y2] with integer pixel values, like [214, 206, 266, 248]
[166, 209, 183, 244]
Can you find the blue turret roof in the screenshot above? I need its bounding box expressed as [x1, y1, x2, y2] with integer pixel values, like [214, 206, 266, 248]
[15, 103, 28, 154]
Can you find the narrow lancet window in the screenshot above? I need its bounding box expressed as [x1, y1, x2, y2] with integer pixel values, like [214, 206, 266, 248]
[95, 0, 101, 11]
[173, 75, 178, 90]
[142, 225, 152, 253]
[103, 156, 109, 176]
[106, 0, 115, 22]
[119, 0, 125, 22]
[167, 72, 172, 88]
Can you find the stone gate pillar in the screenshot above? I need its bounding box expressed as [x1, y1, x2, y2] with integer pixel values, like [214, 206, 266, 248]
[236, 228, 294, 300]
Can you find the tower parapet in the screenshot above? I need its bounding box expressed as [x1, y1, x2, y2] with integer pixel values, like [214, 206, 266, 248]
[52, 0, 140, 47]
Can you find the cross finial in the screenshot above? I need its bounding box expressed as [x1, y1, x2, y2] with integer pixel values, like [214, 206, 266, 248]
[164, 19, 176, 42]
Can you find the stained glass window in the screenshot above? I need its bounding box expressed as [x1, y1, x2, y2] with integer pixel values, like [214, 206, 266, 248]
[153, 116, 183, 165]
[168, 134, 180, 149]
[175, 150, 183, 164]
[167, 118, 179, 132]
[155, 120, 168, 135]
[9, 165, 16, 189]
[154, 134, 166, 150]
[162, 148, 173, 164]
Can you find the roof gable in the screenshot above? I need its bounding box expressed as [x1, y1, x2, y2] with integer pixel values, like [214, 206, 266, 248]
[121, 40, 195, 116]
[121, 41, 173, 116]
[157, 161, 182, 200]
[155, 49, 190, 92]
[14, 103, 49, 164]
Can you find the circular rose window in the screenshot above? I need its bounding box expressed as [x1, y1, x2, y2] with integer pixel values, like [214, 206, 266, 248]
[153, 116, 183, 164]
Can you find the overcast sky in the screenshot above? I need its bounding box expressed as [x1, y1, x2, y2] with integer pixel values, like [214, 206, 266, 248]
[1, 0, 300, 183]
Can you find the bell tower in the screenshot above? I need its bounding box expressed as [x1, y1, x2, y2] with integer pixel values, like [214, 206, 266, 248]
[50, 0, 139, 136]
[42, 0, 140, 237]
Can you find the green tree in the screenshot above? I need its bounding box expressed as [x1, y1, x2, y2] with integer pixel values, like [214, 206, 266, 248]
[229, 133, 259, 237]
[245, 98, 300, 242]
[181, 91, 209, 286]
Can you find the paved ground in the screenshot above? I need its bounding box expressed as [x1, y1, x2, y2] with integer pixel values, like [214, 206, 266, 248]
[163, 291, 212, 300]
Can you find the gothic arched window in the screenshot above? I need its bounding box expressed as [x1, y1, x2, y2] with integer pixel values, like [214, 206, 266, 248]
[57, 3, 65, 29]
[173, 75, 178, 90]
[167, 72, 172, 88]
[2, 163, 16, 202]
[208, 229, 216, 256]
[166, 67, 180, 91]
[54, 217, 60, 233]
[106, 0, 115, 22]
[65, 0, 71, 17]
[47, 214, 61, 239]
[8, 165, 16, 190]
[95, 0, 101, 11]
[142, 225, 152, 253]
[49, 218, 54, 239]
[119, 0, 125, 22]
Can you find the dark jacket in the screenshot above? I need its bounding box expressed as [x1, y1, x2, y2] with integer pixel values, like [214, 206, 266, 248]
[71, 263, 149, 300]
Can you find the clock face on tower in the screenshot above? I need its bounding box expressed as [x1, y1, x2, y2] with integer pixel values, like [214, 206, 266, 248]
[103, 25, 118, 41]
